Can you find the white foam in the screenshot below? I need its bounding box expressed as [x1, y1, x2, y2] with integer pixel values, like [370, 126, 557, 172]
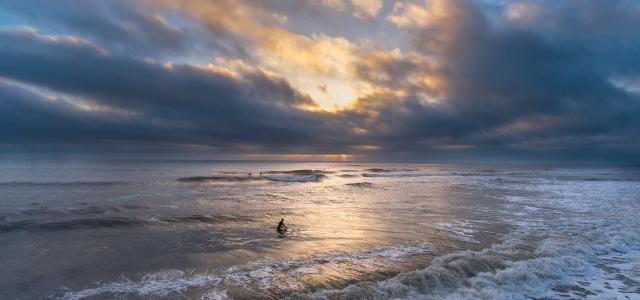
[61, 242, 433, 299]
[423, 220, 480, 243]
[200, 289, 227, 300]
[305, 230, 640, 299]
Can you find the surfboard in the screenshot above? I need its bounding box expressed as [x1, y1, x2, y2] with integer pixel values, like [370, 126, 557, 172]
[277, 226, 288, 237]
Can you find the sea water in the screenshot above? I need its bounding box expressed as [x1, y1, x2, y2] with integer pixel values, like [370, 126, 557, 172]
[0, 160, 638, 299]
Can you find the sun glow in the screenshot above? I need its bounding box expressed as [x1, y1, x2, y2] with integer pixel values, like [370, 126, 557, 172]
[256, 32, 372, 111]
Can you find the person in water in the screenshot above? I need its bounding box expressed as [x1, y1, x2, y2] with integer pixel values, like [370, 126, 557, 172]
[276, 218, 287, 237]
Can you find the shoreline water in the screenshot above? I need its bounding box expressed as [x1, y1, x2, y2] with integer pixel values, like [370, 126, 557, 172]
[0, 161, 638, 299]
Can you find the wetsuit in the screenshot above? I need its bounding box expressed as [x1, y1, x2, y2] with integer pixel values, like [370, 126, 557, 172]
[277, 220, 286, 233]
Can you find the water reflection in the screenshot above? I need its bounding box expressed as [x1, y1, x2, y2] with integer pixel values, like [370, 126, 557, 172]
[0, 161, 638, 299]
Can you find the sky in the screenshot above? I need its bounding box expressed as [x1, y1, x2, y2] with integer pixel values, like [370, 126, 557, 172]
[0, 0, 639, 162]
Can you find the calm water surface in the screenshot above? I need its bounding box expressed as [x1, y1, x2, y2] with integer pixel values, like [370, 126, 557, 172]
[0, 160, 639, 299]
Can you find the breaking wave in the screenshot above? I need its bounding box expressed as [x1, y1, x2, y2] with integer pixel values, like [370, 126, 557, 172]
[260, 174, 325, 182]
[179, 169, 327, 183]
[59, 242, 434, 299]
[299, 229, 640, 299]
[295, 190, 640, 300]
[260, 169, 327, 182]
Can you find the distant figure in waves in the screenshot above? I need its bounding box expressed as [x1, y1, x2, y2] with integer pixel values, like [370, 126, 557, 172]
[276, 218, 288, 238]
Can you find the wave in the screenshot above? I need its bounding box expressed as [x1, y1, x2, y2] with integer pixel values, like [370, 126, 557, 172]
[362, 171, 439, 178]
[0, 181, 130, 187]
[59, 242, 433, 299]
[0, 217, 149, 233]
[260, 169, 329, 175]
[178, 170, 327, 183]
[293, 240, 640, 299]
[298, 239, 639, 299]
[361, 171, 537, 178]
[0, 214, 254, 234]
[16, 207, 66, 217]
[365, 168, 419, 173]
[178, 176, 266, 182]
[120, 204, 150, 210]
[260, 169, 327, 182]
[260, 174, 325, 182]
[160, 215, 254, 224]
[427, 221, 479, 243]
[337, 174, 359, 178]
[3, 204, 150, 221]
[577, 177, 640, 182]
[177, 175, 324, 183]
[345, 182, 374, 188]
[69, 206, 122, 215]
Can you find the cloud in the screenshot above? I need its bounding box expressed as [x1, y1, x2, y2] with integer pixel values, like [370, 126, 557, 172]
[0, 28, 352, 153]
[506, 1, 543, 22]
[0, 0, 639, 161]
[351, 0, 384, 19]
[315, 0, 383, 19]
[318, 0, 348, 12]
[387, 0, 445, 28]
[143, 0, 378, 110]
[348, 0, 640, 160]
[0, 0, 203, 58]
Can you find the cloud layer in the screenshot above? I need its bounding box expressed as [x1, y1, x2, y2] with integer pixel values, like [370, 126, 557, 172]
[0, 0, 639, 161]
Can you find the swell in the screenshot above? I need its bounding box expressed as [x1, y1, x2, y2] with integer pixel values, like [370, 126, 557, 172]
[360, 170, 639, 181]
[345, 182, 374, 188]
[178, 176, 266, 182]
[361, 171, 502, 178]
[0, 181, 131, 187]
[577, 177, 640, 182]
[365, 168, 420, 173]
[0, 214, 254, 234]
[0, 204, 150, 222]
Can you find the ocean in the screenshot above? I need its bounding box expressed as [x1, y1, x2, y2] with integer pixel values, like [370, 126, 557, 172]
[0, 160, 639, 299]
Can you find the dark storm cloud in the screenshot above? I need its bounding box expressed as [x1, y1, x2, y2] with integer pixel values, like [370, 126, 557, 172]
[346, 0, 640, 160]
[0, 80, 159, 144]
[0, 28, 348, 152]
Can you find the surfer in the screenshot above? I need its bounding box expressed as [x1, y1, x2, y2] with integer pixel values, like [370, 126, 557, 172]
[276, 218, 287, 237]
